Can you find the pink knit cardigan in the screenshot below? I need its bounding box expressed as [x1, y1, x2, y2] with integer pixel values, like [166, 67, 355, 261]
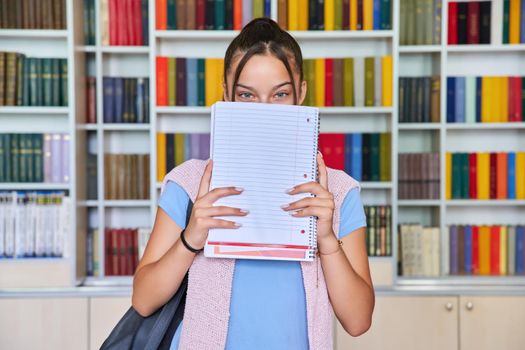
[160, 158, 360, 349]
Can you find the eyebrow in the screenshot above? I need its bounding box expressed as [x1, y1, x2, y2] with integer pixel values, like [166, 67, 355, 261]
[235, 81, 292, 91]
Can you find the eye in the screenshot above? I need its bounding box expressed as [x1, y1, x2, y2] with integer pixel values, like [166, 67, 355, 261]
[238, 91, 254, 99]
[274, 91, 290, 99]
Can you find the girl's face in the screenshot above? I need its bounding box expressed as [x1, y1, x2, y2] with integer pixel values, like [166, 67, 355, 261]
[224, 53, 307, 105]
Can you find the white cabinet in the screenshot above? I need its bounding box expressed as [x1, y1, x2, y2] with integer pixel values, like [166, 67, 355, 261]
[89, 296, 132, 350]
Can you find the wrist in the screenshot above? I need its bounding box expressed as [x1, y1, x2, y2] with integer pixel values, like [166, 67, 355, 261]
[180, 229, 204, 253]
[317, 233, 341, 255]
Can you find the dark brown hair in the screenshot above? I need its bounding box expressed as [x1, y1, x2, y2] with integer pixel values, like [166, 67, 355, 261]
[223, 18, 304, 104]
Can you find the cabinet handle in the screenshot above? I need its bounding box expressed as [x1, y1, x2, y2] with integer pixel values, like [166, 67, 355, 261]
[445, 302, 454, 311]
[465, 301, 474, 311]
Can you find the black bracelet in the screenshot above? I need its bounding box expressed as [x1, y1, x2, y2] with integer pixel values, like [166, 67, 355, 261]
[180, 229, 203, 253]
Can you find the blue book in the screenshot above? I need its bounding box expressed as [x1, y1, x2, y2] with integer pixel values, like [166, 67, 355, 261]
[521, 0, 525, 43]
[450, 225, 458, 274]
[345, 134, 352, 175]
[186, 58, 198, 106]
[455, 77, 466, 123]
[351, 133, 362, 181]
[136, 78, 144, 123]
[264, 0, 271, 17]
[475, 77, 482, 123]
[373, 0, 381, 29]
[197, 59, 205, 106]
[464, 225, 472, 274]
[447, 77, 456, 123]
[184, 134, 191, 161]
[215, 0, 225, 30]
[142, 0, 149, 45]
[516, 226, 524, 274]
[102, 77, 115, 123]
[508, 152, 516, 198]
[114, 78, 124, 123]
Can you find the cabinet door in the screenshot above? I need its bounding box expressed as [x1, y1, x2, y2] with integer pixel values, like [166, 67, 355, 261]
[89, 296, 132, 350]
[0, 297, 88, 350]
[335, 296, 459, 350]
[460, 296, 525, 350]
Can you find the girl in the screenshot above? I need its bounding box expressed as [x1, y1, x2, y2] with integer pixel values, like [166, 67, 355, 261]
[132, 17, 375, 349]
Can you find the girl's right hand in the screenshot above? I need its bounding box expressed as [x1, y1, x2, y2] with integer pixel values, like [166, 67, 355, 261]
[183, 159, 248, 250]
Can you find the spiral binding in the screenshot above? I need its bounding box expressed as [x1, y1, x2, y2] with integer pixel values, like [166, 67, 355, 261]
[307, 108, 321, 260]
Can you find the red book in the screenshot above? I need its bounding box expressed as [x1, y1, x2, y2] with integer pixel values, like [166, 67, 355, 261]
[325, 58, 334, 107]
[469, 153, 477, 199]
[86, 77, 96, 124]
[512, 77, 522, 122]
[490, 226, 500, 275]
[109, 0, 118, 45]
[318, 133, 345, 170]
[112, 229, 119, 276]
[125, 229, 134, 275]
[466, 1, 480, 44]
[233, 0, 242, 30]
[156, 57, 168, 106]
[156, 0, 167, 29]
[448, 2, 458, 44]
[118, 0, 129, 45]
[132, 229, 139, 273]
[133, 0, 143, 45]
[489, 152, 497, 199]
[472, 226, 479, 275]
[105, 228, 112, 276]
[509, 77, 516, 122]
[197, 0, 206, 30]
[496, 152, 508, 199]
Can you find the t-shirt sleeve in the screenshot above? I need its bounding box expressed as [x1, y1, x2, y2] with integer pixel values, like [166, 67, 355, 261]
[338, 188, 367, 239]
[158, 181, 190, 229]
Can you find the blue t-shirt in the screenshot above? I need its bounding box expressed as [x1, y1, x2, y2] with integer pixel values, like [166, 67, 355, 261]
[159, 181, 366, 349]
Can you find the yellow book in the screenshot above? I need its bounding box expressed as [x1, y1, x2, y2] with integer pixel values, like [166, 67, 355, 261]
[490, 77, 501, 123]
[509, 0, 521, 44]
[381, 56, 393, 106]
[216, 59, 225, 103]
[175, 133, 185, 166]
[350, 0, 357, 30]
[363, 0, 373, 30]
[477, 152, 490, 199]
[168, 58, 176, 106]
[500, 226, 507, 275]
[325, 0, 335, 30]
[500, 77, 509, 122]
[478, 226, 491, 275]
[446, 152, 452, 199]
[205, 59, 219, 106]
[516, 152, 525, 199]
[288, 0, 299, 31]
[156, 133, 166, 182]
[298, 0, 308, 30]
[315, 58, 325, 106]
[481, 77, 491, 123]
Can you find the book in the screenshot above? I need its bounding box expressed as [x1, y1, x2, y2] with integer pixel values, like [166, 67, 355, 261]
[205, 102, 320, 261]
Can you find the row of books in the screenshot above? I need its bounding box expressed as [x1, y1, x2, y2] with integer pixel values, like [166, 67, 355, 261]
[399, 76, 440, 123]
[277, 0, 392, 31]
[447, 1, 491, 45]
[319, 133, 391, 182]
[400, 0, 442, 45]
[0, 191, 70, 259]
[104, 153, 150, 200]
[156, 0, 271, 30]
[156, 133, 211, 182]
[0, 133, 69, 184]
[398, 153, 440, 200]
[364, 205, 392, 257]
[0, 53, 68, 106]
[446, 152, 525, 200]
[302, 56, 393, 107]
[0, 0, 66, 30]
[101, 77, 150, 124]
[447, 76, 525, 123]
[502, 0, 525, 44]
[94, 0, 150, 46]
[86, 227, 150, 276]
[448, 225, 525, 275]
[398, 224, 440, 277]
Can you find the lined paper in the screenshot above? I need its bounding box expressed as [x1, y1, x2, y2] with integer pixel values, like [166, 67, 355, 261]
[205, 102, 320, 260]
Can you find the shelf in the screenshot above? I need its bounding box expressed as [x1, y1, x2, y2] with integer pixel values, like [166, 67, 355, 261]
[156, 106, 393, 115]
[0, 29, 68, 38]
[77, 45, 96, 52]
[83, 276, 133, 287]
[104, 200, 151, 207]
[446, 44, 525, 53]
[0, 183, 70, 191]
[0, 257, 68, 263]
[361, 182, 393, 189]
[101, 46, 150, 54]
[398, 200, 441, 206]
[446, 123, 525, 130]
[446, 200, 525, 206]
[399, 45, 442, 53]
[398, 123, 441, 130]
[77, 200, 99, 207]
[0, 106, 69, 115]
[77, 124, 98, 130]
[397, 275, 525, 287]
[155, 30, 394, 40]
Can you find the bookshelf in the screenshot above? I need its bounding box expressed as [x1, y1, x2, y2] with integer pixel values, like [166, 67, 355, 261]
[1, 0, 524, 290]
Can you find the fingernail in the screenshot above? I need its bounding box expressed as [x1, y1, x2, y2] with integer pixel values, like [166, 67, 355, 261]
[234, 222, 242, 227]
[285, 187, 295, 193]
[240, 209, 249, 214]
[280, 204, 290, 209]
[235, 187, 244, 192]
[318, 151, 323, 158]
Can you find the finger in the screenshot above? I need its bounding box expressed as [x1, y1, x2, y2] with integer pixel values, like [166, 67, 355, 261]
[287, 181, 331, 198]
[202, 186, 244, 205]
[317, 152, 329, 190]
[197, 159, 213, 200]
[281, 197, 333, 211]
[289, 206, 332, 218]
[203, 217, 242, 229]
[197, 206, 249, 217]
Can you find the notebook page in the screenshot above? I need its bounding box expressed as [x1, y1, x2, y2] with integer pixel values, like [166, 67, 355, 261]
[206, 102, 319, 251]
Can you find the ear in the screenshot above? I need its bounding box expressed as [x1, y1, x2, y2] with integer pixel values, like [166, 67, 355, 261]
[298, 80, 307, 105]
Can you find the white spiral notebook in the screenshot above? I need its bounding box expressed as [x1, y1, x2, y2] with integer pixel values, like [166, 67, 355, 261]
[204, 101, 320, 261]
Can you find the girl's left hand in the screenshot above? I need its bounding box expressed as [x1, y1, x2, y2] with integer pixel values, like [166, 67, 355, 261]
[281, 152, 334, 242]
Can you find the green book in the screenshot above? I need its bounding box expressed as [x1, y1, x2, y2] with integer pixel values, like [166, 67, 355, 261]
[197, 59, 205, 106]
[10, 134, 19, 182]
[5, 52, 17, 105]
[379, 133, 391, 181]
[415, 0, 424, 44]
[4, 134, 11, 182]
[22, 55, 30, 106]
[26, 133, 34, 182]
[343, 58, 354, 106]
[16, 54, 24, 106]
[215, 0, 225, 30]
[304, 59, 315, 106]
[503, 0, 510, 44]
[0, 134, 5, 182]
[253, 0, 263, 19]
[423, 0, 432, 45]
[60, 58, 68, 106]
[19, 134, 28, 182]
[168, 58, 176, 106]
[381, 0, 392, 30]
[167, 0, 176, 29]
[364, 57, 375, 107]
[461, 152, 469, 199]
[370, 133, 380, 181]
[174, 133, 185, 166]
[452, 153, 461, 199]
[42, 58, 53, 106]
[334, 0, 342, 30]
[33, 134, 43, 182]
[51, 59, 61, 106]
[465, 76, 476, 123]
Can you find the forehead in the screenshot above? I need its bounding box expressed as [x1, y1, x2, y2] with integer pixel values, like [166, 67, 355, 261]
[229, 53, 298, 83]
